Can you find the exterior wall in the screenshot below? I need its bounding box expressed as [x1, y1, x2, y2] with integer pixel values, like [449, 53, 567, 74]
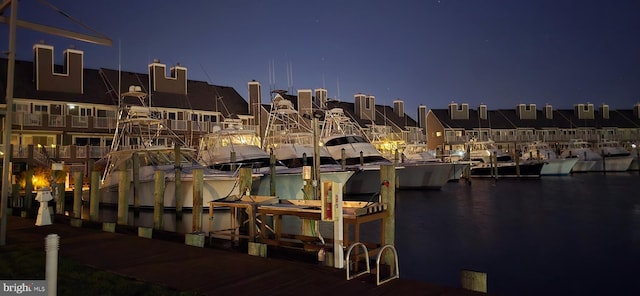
[517, 104, 537, 120]
[393, 100, 404, 117]
[148, 62, 187, 94]
[297, 89, 313, 118]
[448, 103, 469, 120]
[426, 110, 446, 150]
[34, 44, 83, 94]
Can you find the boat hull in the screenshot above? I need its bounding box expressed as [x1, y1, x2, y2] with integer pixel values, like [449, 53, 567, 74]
[470, 162, 544, 178]
[396, 162, 453, 189]
[540, 158, 579, 176]
[98, 175, 241, 209]
[254, 169, 354, 200]
[590, 155, 633, 172]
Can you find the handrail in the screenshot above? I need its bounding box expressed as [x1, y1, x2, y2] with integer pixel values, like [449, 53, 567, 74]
[345, 242, 370, 280]
[375, 244, 400, 285]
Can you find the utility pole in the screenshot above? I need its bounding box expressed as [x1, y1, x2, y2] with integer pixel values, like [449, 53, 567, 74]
[1, 0, 112, 245]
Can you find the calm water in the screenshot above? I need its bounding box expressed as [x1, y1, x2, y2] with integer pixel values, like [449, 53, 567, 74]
[87, 172, 640, 295]
[394, 172, 640, 295]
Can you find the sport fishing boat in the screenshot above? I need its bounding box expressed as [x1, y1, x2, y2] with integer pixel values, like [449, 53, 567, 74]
[197, 115, 352, 200]
[590, 140, 633, 171]
[99, 86, 247, 209]
[321, 108, 453, 193]
[260, 94, 354, 199]
[466, 139, 544, 178]
[558, 139, 599, 172]
[520, 141, 578, 176]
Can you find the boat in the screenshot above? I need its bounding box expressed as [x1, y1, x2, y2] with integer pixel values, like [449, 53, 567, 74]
[558, 139, 599, 172]
[99, 86, 246, 209]
[519, 141, 579, 176]
[197, 116, 351, 200]
[466, 139, 544, 178]
[590, 140, 634, 171]
[320, 108, 394, 195]
[399, 142, 466, 181]
[321, 108, 453, 192]
[261, 94, 354, 199]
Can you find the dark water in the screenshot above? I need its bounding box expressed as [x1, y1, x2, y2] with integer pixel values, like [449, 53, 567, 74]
[87, 172, 640, 295]
[394, 173, 640, 296]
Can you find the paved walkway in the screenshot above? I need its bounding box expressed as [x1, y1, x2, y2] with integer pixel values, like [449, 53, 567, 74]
[3, 214, 485, 295]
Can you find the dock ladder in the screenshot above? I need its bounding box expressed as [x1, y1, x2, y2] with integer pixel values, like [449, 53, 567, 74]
[345, 242, 399, 285]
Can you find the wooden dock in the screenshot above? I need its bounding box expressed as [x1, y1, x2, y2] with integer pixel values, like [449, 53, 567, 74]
[2, 214, 487, 295]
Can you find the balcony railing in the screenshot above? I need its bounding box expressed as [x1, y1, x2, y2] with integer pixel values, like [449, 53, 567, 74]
[93, 117, 117, 129]
[71, 116, 89, 128]
[49, 114, 65, 127]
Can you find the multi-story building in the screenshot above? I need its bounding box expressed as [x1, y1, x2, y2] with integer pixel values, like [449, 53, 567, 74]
[425, 102, 640, 153]
[1, 44, 251, 176]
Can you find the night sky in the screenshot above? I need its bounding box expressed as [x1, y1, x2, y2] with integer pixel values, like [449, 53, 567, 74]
[3, 0, 640, 118]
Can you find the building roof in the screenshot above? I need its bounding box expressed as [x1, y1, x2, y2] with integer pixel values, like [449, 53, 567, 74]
[430, 106, 640, 130]
[1, 58, 248, 117]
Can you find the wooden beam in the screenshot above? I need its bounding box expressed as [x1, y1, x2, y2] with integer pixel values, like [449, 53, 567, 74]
[0, 16, 112, 46]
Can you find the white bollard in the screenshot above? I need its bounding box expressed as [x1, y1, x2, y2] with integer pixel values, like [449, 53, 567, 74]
[35, 188, 54, 226]
[45, 234, 59, 296]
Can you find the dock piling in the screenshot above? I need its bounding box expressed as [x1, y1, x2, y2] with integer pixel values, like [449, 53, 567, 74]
[192, 168, 203, 233]
[117, 170, 130, 225]
[72, 171, 83, 219]
[89, 171, 100, 221]
[154, 171, 165, 230]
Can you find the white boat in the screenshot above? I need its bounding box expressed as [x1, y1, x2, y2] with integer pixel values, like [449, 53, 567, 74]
[320, 108, 393, 195]
[520, 141, 579, 176]
[260, 94, 354, 199]
[99, 87, 246, 209]
[466, 139, 544, 178]
[197, 117, 352, 200]
[371, 139, 455, 185]
[399, 142, 464, 182]
[591, 140, 633, 171]
[558, 139, 598, 172]
[321, 108, 452, 192]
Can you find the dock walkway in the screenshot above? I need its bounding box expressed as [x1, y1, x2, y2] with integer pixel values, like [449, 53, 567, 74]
[3, 215, 484, 295]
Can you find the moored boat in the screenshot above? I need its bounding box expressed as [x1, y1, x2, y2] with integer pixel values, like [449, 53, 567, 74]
[466, 139, 544, 178]
[520, 141, 578, 176]
[99, 87, 247, 209]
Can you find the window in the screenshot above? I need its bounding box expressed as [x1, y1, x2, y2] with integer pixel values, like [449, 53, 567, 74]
[34, 104, 49, 114]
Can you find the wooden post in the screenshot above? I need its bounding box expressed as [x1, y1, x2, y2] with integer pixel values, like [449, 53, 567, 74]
[302, 165, 314, 236]
[117, 170, 130, 225]
[89, 171, 100, 221]
[302, 152, 307, 166]
[515, 149, 521, 178]
[313, 117, 321, 199]
[72, 171, 83, 219]
[380, 164, 395, 266]
[192, 168, 203, 233]
[341, 148, 346, 171]
[174, 144, 183, 218]
[359, 151, 364, 166]
[153, 170, 165, 230]
[269, 149, 276, 196]
[461, 270, 487, 293]
[230, 151, 237, 171]
[54, 169, 66, 215]
[394, 149, 399, 165]
[132, 152, 140, 211]
[492, 151, 498, 179]
[601, 151, 606, 174]
[238, 167, 253, 196]
[23, 169, 33, 217]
